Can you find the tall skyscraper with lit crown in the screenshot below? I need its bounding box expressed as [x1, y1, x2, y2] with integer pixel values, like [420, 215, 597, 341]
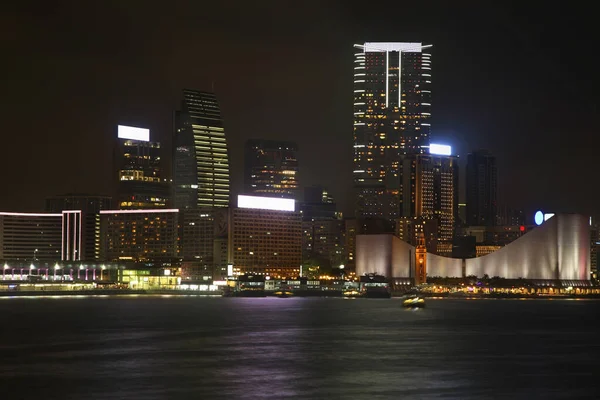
[353, 42, 432, 221]
[173, 90, 230, 209]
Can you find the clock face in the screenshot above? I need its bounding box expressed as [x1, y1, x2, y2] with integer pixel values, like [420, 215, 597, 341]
[534, 211, 544, 226]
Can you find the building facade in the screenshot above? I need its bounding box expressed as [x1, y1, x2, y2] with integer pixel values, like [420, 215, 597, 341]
[115, 126, 169, 209]
[353, 42, 431, 221]
[179, 207, 229, 280]
[400, 153, 458, 253]
[229, 195, 302, 278]
[99, 209, 179, 263]
[0, 212, 63, 261]
[46, 194, 112, 261]
[244, 139, 299, 199]
[173, 89, 230, 209]
[466, 150, 497, 226]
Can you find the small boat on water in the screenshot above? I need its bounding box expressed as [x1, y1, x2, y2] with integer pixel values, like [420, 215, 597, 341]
[402, 295, 426, 308]
[342, 289, 362, 298]
[274, 290, 293, 298]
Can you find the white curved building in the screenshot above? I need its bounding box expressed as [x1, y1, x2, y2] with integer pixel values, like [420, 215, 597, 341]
[356, 214, 590, 282]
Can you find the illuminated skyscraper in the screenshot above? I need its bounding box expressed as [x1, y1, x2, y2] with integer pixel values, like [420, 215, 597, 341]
[399, 148, 458, 255]
[173, 90, 230, 209]
[353, 42, 431, 221]
[244, 139, 299, 199]
[115, 125, 169, 209]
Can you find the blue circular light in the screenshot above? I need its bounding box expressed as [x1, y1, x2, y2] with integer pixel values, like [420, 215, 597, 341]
[534, 210, 544, 226]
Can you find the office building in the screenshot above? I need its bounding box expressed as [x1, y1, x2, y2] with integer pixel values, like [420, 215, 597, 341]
[244, 139, 299, 199]
[99, 209, 179, 263]
[173, 90, 230, 209]
[179, 207, 229, 280]
[301, 219, 345, 269]
[229, 195, 302, 278]
[299, 185, 338, 220]
[353, 42, 431, 221]
[466, 150, 497, 226]
[496, 205, 525, 226]
[115, 125, 169, 209]
[0, 212, 63, 261]
[344, 218, 358, 271]
[46, 194, 112, 261]
[399, 147, 458, 254]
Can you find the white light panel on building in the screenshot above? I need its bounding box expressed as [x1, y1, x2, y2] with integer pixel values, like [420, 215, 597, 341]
[117, 125, 150, 142]
[429, 143, 452, 156]
[238, 195, 295, 212]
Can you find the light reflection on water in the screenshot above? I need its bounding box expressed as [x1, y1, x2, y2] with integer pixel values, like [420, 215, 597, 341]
[0, 297, 597, 399]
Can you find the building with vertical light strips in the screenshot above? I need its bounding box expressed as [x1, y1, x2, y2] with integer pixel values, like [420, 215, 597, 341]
[173, 90, 230, 209]
[0, 212, 83, 262]
[353, 42, 431, 221]
[46, 194, 112, 261]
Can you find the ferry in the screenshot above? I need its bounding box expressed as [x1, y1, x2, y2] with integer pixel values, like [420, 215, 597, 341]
[274, 290, 293, 298]
[402, 295, 426, 308]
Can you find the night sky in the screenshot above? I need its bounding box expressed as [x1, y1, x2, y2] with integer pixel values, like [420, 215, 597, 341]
[2, 1, 598, 221]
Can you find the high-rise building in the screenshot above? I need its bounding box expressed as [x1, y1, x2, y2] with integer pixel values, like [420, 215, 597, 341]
[244, 139, 299, 199]
[299, 185, 338, 220]
[179, 207, 229, 281]
[399, 148, 458, 254]
[353, 42, 432, 221]
[496, 205, 525, 226]
[466, 150, 497, 227]
[299, 186, 344, 271]
[229, 195, 302, 278]
[173, 90, 230, 209]
[46, 194, 112, 261]
[115, 125, 169, 209]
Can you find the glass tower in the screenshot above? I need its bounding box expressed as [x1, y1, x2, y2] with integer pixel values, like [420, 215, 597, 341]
[173, 90, 230, 209]
[353, 42, 431, 221]
[244, 139, 299, 199]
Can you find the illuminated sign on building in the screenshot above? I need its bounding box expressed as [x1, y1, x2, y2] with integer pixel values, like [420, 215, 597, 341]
[237, 195, 295, 212]
[534, 211, 544, 226]
[117, 125, 150, 142]
[429, 143, 452, 156]
[535, 210, 555, 226]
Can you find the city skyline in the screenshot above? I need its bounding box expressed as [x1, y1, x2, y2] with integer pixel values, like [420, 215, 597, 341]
[2, 3, 598, 221]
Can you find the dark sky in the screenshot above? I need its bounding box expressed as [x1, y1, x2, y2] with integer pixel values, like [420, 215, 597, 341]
[2, 1, 598, 221]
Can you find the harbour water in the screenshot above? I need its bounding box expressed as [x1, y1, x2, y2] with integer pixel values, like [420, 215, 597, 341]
[0, 296, 598, 399]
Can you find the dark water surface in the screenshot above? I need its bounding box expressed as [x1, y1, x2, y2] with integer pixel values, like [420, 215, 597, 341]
[0, 296, 598, 399]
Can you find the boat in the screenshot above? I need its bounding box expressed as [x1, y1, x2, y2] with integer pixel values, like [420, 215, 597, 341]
[402, 295, 426, 308]
[342, 289, 363, 298]
[274, 290, 293, 298]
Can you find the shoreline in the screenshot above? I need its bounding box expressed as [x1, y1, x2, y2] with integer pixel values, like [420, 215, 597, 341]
[1, 289, 600, 300]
